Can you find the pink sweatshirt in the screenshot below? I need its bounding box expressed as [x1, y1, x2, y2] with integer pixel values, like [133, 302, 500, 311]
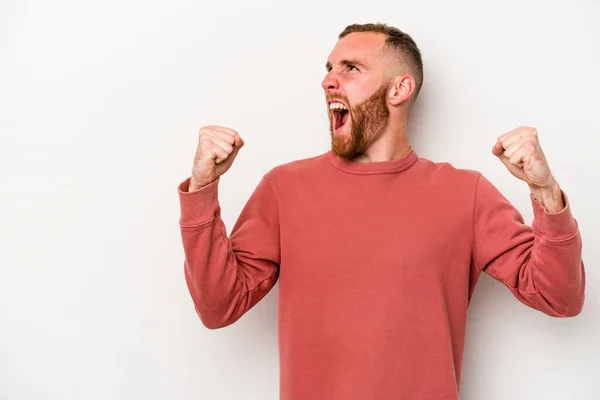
[177, 147, 585, 400]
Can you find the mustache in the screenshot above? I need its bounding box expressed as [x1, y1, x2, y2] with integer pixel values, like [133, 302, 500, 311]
[326, 95, 351, 106]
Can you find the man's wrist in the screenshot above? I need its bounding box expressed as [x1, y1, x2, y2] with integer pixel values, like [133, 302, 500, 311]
[188, 177, 209, 192]
[529, 180, 564, 213]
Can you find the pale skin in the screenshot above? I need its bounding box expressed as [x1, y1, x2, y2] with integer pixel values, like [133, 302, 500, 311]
[188, 32, 565, 214]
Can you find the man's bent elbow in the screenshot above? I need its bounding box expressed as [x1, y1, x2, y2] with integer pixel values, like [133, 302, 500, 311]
[560, 297, 585, 317]
[548, 294, 585, 318]
[195, 307, 239, 330]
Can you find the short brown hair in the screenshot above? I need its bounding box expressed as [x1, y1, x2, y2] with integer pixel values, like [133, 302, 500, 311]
[339, 23, 424, 101]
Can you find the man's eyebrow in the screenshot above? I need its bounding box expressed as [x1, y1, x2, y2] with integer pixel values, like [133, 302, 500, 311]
[325, 60, 367, 71]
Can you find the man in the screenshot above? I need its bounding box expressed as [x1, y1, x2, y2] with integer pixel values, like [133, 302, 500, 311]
[177, 23, 585, 400]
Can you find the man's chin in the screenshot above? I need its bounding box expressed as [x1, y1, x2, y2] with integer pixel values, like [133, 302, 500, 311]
[331, 137, 357, 160]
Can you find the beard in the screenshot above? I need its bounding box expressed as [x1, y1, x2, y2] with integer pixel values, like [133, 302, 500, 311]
[329, 80, 391, 160]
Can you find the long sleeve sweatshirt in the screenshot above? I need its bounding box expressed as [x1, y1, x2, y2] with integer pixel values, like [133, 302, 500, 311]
[177, 147, 585, 400]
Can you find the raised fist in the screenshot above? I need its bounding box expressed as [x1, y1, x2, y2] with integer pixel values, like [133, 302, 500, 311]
[189, 125, 245, 191]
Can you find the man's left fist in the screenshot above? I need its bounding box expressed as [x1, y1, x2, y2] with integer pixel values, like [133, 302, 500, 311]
[491, 126, 556, 189]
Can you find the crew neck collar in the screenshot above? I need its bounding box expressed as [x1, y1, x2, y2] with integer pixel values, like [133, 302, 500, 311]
[326, 146, 419, 175]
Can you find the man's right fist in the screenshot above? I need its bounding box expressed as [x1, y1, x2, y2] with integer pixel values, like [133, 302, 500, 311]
[189, 125, 245, 191]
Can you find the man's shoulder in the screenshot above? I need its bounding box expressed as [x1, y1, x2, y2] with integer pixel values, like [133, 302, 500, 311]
[263, 151, 329, 181]
[416, 156, 482, 185]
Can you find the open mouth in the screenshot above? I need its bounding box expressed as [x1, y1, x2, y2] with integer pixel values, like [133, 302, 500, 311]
[330, 102, 350, 131]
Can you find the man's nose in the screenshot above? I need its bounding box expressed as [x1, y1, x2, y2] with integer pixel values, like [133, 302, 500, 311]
[321, 72, 339, 91]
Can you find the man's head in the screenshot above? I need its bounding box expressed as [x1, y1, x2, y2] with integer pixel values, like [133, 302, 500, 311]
[323, 23, 423, 159]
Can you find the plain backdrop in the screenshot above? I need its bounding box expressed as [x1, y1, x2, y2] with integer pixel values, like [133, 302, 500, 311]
[1, 0, 599, 399]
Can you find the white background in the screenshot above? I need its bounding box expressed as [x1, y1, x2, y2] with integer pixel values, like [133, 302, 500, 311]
[1, 0, 599, 399]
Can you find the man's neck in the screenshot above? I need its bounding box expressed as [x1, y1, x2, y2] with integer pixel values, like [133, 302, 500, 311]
[353, 119, 411, 163]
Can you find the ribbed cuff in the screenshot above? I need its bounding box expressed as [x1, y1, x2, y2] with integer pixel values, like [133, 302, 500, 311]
[531, 190, 578, 240]
[177, 177, 220, 226]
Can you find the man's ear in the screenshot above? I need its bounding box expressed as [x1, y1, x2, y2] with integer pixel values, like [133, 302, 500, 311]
[388, 74, 415, 106]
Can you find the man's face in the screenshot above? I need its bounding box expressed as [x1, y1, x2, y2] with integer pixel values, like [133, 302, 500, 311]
[322, 32, 391, 159]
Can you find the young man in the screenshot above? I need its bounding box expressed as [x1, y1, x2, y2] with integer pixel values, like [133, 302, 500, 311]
[177, 23, 585, 400]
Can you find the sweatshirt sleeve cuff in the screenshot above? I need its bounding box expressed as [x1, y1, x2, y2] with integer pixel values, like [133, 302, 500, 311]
[531, 190, 578, 240]
[177, 177, 220, 226]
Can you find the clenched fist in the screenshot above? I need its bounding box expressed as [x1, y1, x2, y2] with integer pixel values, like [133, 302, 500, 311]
[491, 126, 553, 188]
[492, 126, 564, 213]
[189, 125, 245, 191]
